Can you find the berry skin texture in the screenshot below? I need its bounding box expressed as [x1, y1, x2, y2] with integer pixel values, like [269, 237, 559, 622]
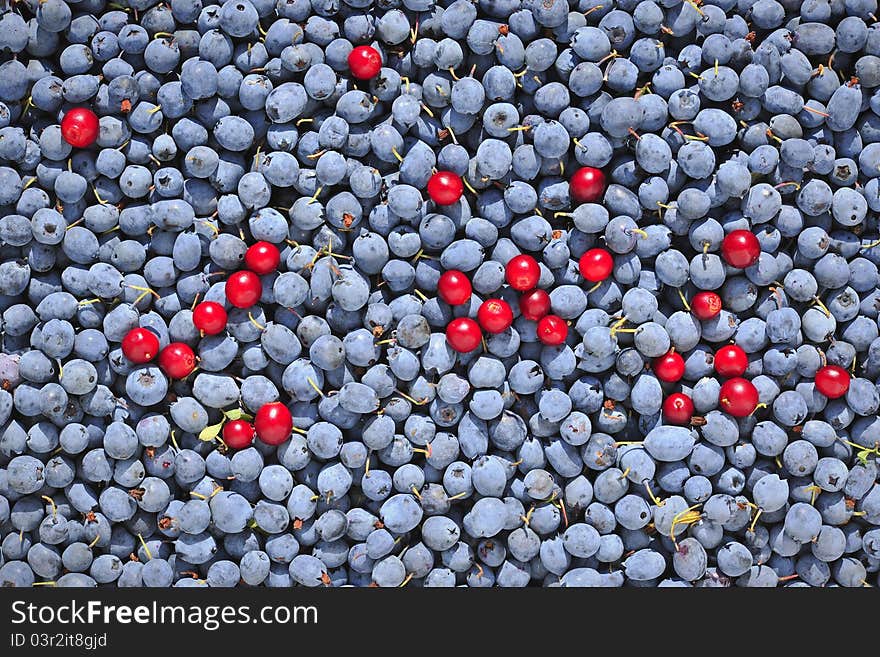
[244, 242, 281, 275]
[60, 107, 99, 148]
[519, 289, 551, 321]
[477, 299, 514, 334]
[691, 291, 723, 320]
[569, 167, 606, 203]
[653, 351, 685, 382]
[721, 230, 761, 268]
[223, 420, 255, 450]
[537, 315, 568, 345]
[121, 328, 160, 364]
[714, 345, 748, 377]
[158, 342, 196, 379]
[446, 318, 482, 353]
[192, 301, 228, 336]
[225, 271, 262, 308]
[814, 365, 851, 399]
[427, 171, 464, 206]
[437, 270, 472, 306]
[505, 255, 541, 291]
[663, 393, 694, 425]
[254, 402, 293, 446]
[579, 248, 614, 282]
[718, 377, 759, 417]
[348, 45, 382, 79]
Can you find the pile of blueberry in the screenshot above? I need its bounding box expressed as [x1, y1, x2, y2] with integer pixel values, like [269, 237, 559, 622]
[2, 0, 880, 589]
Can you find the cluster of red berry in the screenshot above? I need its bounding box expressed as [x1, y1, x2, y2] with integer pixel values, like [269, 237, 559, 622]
[120, 239, 296, 450]
[440, 255, 562, 353]
[120, 329, 197, 380]
[654, 230, 850, 424]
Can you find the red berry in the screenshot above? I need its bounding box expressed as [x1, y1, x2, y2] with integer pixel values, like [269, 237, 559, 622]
[814, 365, 850, 399]
[348, 45, 382, 79]
[718, 377, 759, 417]
[477, 299, 514, 334]
[569, 166, 606, 203]
[254, 402, 293, 446]
[714, 344, 748, 377]
[653, 351, 685, 382]
[427, 171, 464, 206]
[222, 420, 255, 450]
[437, 270, 472, 305]
[446, 317, 482, 353]
[579, 248, 614, 283]
[158, 342, 196, 379]
[60, 107, 99, 148]
[691, 291, 723, 320]
[519, 289, 551, 321]
[537, 315, 568, 346]
[225, 270, 262, 308]
[663, 393, 694, 425]
[121, 328, 160, 364]
[244, 241, 280, 275]
[505, 254, 541, 291]
[192, 301, 228, 335]
[721, 230, 761, 268]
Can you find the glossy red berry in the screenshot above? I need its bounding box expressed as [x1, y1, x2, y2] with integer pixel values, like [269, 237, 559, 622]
[714, 344, 748, 377]
[60, 107, 99, 148]
[569, 167, 606, 203]
[446, 317, 482, 353]
[519, 289, 551, 321]
[578, 248, 614, 283]
[721, 230, 761, 268]
[348, 45, 382, 79]
[225, 271, 262, 308]
[718, 377, 759, 417]
[427, 171, 464, 206]
[121, 328, 160, 364]
[477, 299, 514, 334]
[653, 351, 685, 382]
[244, 241, 280, 275]
[814, 365, 850, 399]
[537, 315, 568, 345]
[437, 270, 472, 306]
[222, 420, 255, 450]
[691, 291, 723, 320]
[192, 301, 228, 335]
[505, 254, 541, 291]
[663, 393, 694, 425]
[158, 342, 196, 379]
[254, 402, 293, 446]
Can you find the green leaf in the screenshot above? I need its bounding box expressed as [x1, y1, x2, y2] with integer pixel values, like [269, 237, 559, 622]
[223, 408, 253, 421]
[198, 421, 224, 442]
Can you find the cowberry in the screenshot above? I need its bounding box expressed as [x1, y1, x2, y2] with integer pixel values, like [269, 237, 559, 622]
[192, 301, 228, 335]
[226, 271, 262, 308]
[254, 402, 293, 446]
[60, 107, 99, 148]
[158, 342, 196, 379]
[446, 317, 482, 353]
[244, 241, 280, 275]
[348, 45, 382, 79]
[718, 377, 759, 417]
[121, 328, 160, 364]
[427, 171, 464, 206]
[814, 365, 850, 399]
[477, 299, 514, 334]
[569, 167, 606, 203]
[437, 270, 472, 306]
